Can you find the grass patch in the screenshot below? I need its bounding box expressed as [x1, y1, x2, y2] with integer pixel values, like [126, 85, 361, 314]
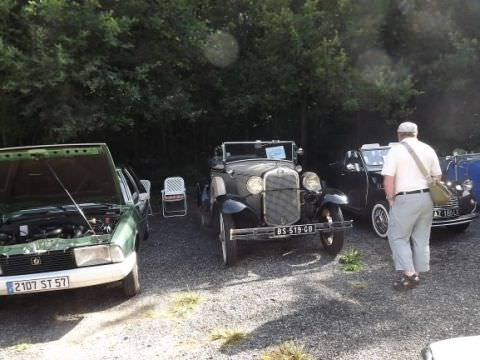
[209, 328, 248, 346]
[351, 282, 368, 290]
[143, 309, 164, 319]
[261, 341, 313, 360]
[339, 248, 363, 272]
[14, 342, 31, 352]
[168, 291, 203, 318]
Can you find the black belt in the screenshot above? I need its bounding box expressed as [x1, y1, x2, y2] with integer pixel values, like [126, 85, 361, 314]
[395, 188, 429, 196]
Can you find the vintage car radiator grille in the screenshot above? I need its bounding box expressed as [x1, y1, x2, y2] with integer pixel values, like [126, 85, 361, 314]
[263, 167, 300, 226]
[434, 196, 459, 210]
[433, 195, 460, 219]
[0, 250, 76, 276]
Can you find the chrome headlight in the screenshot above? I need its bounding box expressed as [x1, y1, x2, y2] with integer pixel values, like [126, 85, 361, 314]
[463, 179, 473, 192]
[303, 172, 321, 192]
[74, 245, 125, 267]
[109, 245, 125, 262]
[246, 176, 263, 194]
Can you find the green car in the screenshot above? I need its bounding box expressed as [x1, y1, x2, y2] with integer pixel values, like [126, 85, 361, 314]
[0, 144, 151, 298]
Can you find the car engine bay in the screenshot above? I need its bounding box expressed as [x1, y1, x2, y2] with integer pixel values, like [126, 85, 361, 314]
[0, 209, 121, 246]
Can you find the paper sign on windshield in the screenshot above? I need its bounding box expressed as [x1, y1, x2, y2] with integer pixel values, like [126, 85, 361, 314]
[265, 146, 286, 160]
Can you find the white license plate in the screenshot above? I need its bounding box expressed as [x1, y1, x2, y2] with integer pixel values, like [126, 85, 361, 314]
[7, 276, 70, 295]
[433, 208, 459, 218]
[274, 224, 316, 236]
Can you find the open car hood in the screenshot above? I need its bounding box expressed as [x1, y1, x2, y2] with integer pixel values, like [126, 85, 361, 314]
[0, 144, 123, 215]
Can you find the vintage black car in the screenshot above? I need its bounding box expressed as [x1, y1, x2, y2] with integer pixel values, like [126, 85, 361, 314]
[325, 143, 478, 238]
[197, 140, 353, 266]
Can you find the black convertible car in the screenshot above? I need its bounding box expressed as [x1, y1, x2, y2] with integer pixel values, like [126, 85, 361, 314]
[197, 140, 353, 266]
[325, 143, 478, 238]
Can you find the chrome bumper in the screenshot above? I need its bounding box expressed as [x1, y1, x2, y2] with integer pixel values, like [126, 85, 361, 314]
[431, 212, 478, 227]
[0, 252, 136, 296]
[230, 220, 353, 241]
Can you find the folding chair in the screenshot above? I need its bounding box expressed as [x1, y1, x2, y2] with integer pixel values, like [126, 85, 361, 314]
[162, 177, 187, 217]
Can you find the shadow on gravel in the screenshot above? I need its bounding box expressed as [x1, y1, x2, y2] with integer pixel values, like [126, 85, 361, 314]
[217, 219, 480, 358]
[142, 205, 339, 296]
[0, 285, 127, 347]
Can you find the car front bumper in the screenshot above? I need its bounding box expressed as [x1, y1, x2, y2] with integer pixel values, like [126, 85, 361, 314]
[431, 212, 478, 227]
[0, 252, 136, 296]
[230, 220, 353, 241]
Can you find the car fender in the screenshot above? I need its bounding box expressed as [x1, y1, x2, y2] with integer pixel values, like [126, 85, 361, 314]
[318, 188, 349, 208]
[211, 176, 226, 200]
[218, 198, 259, 228]
[221, 199, 248, 214]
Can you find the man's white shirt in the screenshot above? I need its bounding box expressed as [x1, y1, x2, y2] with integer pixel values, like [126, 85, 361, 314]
[381, 137, 442, 193]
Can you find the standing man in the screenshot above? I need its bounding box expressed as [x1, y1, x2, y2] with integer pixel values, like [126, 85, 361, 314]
[381, 122, 442, 290]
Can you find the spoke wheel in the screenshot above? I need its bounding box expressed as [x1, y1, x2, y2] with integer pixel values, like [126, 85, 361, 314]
[219, 212, 237, 266]
[371, 201, 389, 238]
[318, 204, 345, 255]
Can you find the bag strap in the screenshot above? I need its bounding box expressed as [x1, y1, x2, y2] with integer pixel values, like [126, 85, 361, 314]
[401, 142, 432, 182]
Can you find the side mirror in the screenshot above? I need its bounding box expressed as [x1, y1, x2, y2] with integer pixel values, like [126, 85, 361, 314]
[296, 147, 304, 156]
[209, 157, 224, 169]
[346, 163, 361, 172]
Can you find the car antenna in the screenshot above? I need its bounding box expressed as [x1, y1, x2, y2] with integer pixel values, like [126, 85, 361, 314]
[43, 159, 96, 235]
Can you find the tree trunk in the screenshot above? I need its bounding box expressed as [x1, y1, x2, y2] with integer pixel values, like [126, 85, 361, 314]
[244, 113, 249, 139]
[299, 100, 308, 166]
[133, 120, 140, 165]
[159, 120, 169, 170]
[1, 127, 6, 147]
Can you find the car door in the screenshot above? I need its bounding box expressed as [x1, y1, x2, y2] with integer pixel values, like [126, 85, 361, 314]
[121, 168, 147, 236]
[123, 167, 150, 218]
[337, 151, 368, 211]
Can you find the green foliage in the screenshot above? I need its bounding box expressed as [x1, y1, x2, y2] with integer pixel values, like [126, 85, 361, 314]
[0, 0, 478, 169]
[339, 248, 363, 272]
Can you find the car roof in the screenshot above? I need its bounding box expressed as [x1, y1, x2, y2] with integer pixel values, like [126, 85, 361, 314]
[222, 140, 294, 145]
[360, 143, 392, 150]
[0, 143, 108, 151]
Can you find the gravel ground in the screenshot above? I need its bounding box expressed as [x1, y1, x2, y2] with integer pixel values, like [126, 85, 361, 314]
[1, 206, 479, 360]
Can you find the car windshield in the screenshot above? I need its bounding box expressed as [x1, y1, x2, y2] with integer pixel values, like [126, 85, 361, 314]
[223, 142, 294, 162]
[361, 148, 390, 167]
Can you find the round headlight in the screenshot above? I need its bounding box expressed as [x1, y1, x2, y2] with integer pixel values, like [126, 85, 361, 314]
[463, 179, 473, 191]
[303, 172, 321, 192]
[246, 176, 263, 194]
